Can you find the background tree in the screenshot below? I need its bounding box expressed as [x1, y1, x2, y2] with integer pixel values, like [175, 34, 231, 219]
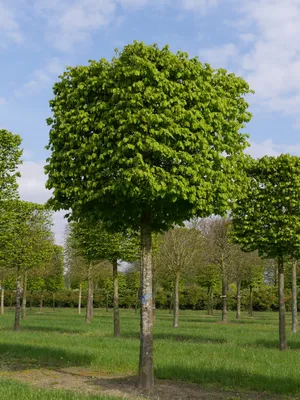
[0, 200, 54, 330]
[232, 154, 300, 350]
[44, 245, 65, 311]
[0, 129, 22, 200]
[45, 41, 253, 389]
[155, 227, 201, 327]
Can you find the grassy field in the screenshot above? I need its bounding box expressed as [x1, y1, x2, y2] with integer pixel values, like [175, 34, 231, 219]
[0, 308, 300, 398]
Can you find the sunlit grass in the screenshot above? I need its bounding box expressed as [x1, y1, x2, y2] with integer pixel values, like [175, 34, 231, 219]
[0, 308, 300, 396]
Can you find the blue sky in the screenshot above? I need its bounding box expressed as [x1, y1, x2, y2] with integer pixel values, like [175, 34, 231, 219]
[1, 0, 299, 242]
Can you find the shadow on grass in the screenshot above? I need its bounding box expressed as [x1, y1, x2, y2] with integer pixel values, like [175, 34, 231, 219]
[0, 326, 83, 334]
[118, 331, 227, 344]
[0, 343, 94, 371]
[155, 365, 300, 396]
[254, 338, 300, 350]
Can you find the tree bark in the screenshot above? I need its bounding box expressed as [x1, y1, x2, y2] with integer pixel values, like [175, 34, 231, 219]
[106, 293, 109, 312]
[207, 287, 213, 315]
[30, 292, 33, 312]
[236, 280, 241, 320]
[248, 286, 253, 316]
[173, 272, 180, 328]
[52, 293, 55, 311]
[278, 257, 287, 350]
[86, 264, 93, 323]
[292, 259, 298, 334]
[113, 259, 120, 337]
[1, 286, 4, 315]
[138, 212, 154, 390]
[78, 283, 82, 315]
[169, 292, 173, 315]
[21, 271, 27, 320]
[14, 269, 21, 331]
[39, 290, 44, 313]
[221, 277, 227, 322]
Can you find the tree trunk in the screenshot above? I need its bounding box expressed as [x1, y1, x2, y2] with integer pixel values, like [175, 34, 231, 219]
[9, 292, 13, 310]
[86, 264, 93, 324]
[292, 259, 298, 334]
[52, 293, 55, 311]
[21, 271, 27, 320]
[207, 287, 213, 315]
[138, 212, 154, 390]
[236, 280, 241, 320]
[39, 290, 44, 313]
[135, 290, 139, 313]
[278, 257, 287, 350]
[78, 283, 82, 315]
[221, 277, 227, 322]
[169, 292, 173, 315]
[14, 270, 21, 331]
[30, 292, 33, 312]
[173, 273, 180, 328]
[1, 286, 4, 315]
[113, 259, 120, 337]
[106, 293, 109, 312]
[248, 286, 253, 316]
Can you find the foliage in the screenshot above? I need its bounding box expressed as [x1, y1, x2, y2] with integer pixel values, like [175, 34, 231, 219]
[45, 41, 253, 231]
[0, 129, 23, 200]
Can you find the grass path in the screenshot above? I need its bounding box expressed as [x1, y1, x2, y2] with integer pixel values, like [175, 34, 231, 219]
[0, 308, 300, 398]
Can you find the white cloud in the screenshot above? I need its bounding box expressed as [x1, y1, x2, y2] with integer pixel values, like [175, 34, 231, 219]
[17, 161, 67, 245]
[15, 58, 65, 96]
[236, 0, 300, 123]
[246, 139, 300, 159]
[181, 0, 221, 13]
[35, 0, 117, 52]
[199, 42, 238, 68]
[0, 1, 23, 47]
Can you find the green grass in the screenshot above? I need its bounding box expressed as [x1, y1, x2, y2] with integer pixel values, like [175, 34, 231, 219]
[1, 308, 300, 397]
[0, 379, 122, 400]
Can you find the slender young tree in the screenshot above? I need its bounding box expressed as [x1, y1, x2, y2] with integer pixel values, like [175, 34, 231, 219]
[45, 42, 253, 389]
[0, 200, 54, 330]
[155, 227, 201, 327]
[232, 154, 300, 350]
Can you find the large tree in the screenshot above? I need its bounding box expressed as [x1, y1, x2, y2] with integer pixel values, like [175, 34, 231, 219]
[45, 42, 252, 389]
[232, 154, 300, 350]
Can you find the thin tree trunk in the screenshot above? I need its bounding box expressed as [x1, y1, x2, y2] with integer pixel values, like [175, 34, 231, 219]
[210, 288, 214, 315]
[292, 259, 298, 333]
[236, 280, 241, 320]
[207, 287, 213, 315]
[52, 293, 55, 311]
[21, 271, 27, 320]
[113, 259, 120, 337]
[278, 257, 287, 350]
[135, 290, 139, 313]
[86, 264, 93, 323]
[14, 269, 21, 331]
[78, 283, 82, 315]
[39, 290, 44, 313]
[169, 292, 173, 315]
[248, 286, 253, 316]
[138, 212, 154, 390]
[1, 286, 4, 315]
[30, 292, 33, 312]
[173, 272, 180, 328]
[222, 277, 227, 322]
[9, 292, 13, 310]
[106, 293, 109, 312]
